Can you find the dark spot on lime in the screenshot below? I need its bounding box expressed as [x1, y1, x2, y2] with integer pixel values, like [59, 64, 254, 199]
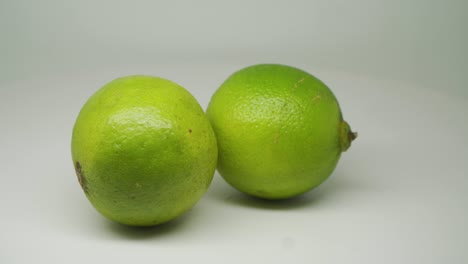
[74, 161, 88, 193]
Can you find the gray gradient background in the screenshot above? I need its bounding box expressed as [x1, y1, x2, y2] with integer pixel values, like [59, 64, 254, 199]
[1, 0, 467, 263]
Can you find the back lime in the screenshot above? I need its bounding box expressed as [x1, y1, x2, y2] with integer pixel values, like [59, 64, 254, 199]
[207, 64, 356, 199]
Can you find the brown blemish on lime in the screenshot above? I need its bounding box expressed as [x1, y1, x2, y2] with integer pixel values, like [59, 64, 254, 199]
[311, 95, 321, 102]
[291, 77, 306, 91]
[188, 129, 192, 133]
[74, 161, 88, 193]
[273, 132, 280, 144]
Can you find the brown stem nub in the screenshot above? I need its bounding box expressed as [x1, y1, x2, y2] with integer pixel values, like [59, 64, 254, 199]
[340, 121, 357, 152]
[349, 131, 358, 142]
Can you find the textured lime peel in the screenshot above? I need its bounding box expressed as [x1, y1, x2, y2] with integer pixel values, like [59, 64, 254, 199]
[71, 76, 217, 226]
[207, 64, 357, 200]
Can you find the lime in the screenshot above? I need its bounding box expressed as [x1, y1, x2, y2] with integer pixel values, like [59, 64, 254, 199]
[207, 64, 356, 199]
[71, 75, 217, 226]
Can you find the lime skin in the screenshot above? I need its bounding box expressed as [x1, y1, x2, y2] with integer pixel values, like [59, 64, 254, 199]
[72, 76, 217, 226]
[207, 64, 356, 199]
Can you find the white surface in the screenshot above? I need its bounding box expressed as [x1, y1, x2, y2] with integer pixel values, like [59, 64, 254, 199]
[1, 1, 467, 263]
[1, 65, 467, 263]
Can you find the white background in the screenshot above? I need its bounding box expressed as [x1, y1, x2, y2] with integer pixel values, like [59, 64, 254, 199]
[1, 0, 467, 263]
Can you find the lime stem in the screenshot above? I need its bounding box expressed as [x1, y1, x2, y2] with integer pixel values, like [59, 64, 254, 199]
[340, 121, 357, 152]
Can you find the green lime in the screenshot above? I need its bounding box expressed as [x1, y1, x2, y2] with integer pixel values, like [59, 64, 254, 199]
[207, 64, 356, 199]
[71, 75, 217, 226]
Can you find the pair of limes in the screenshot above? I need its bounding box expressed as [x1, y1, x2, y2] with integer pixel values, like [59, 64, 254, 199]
[71, 64, 356, 226]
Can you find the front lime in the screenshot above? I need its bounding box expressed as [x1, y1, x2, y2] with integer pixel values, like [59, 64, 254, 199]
[207, 64, 356, 199]
[71, 75, 217, 226]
